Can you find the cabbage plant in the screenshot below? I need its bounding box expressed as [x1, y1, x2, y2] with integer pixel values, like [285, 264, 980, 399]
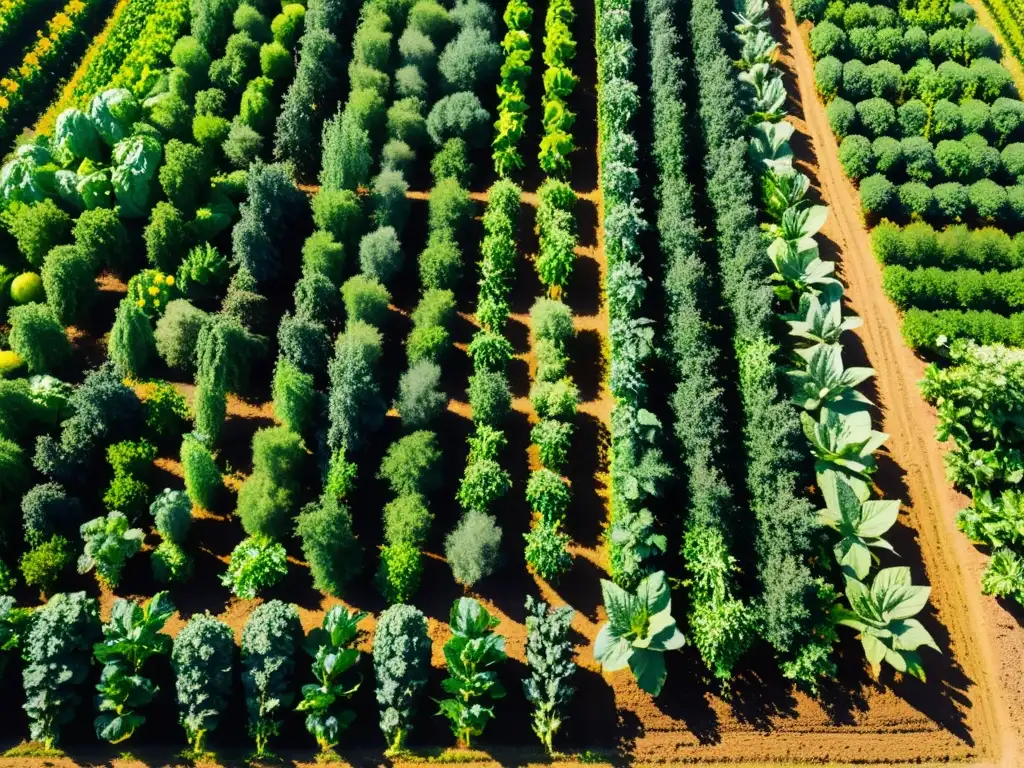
[834, 566, 939, 681]
[78, 512, 144, 587]
[594, 570, 684, 696]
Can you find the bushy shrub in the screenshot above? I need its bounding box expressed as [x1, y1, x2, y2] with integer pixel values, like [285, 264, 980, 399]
[238, 77, 275, 135]
[222, 122, 264, 169]
[838, 134, 873, 179]
[826, 97, 856, 138]
[328, 321, 385, 453]
[294, 270, 341, 322]
[295, 494, 361, 594]
[875, 27, 905, 62]
[841, 59, 869, 101]
[438, 26, 500, 92]
[20, 535, 72, 596]
[794, 0, 827, 22]
[934, 182, 970, 220]
[8, 303, 70, 374]
[935, 139, 972, 181]
[531, 377, 578, 419]
[904, 25, 928, 59]
[899, 181, 935, 218]
[145, 202, 191, 273]
[848, 27, 877, 60]
[902, 136, 935, 182]
[964, 25, 996, 61]
[376, 542, 422, 603]
[195, 87, 228, 117]
[931, 99, 962, 139]
[992, 97, 1024, 144]
[457, 457, 511, 511]
[427, 92, 490, 147]
[271, 3, 304, 46]
[22, 482, 83, 547]
[74, 207, 128, 272]
[532, 418, 572, 471]
[973, 58, 1012, 101]
[397, 360, 446, 427]
[272, 356, 314, 435]
[380, 430, 441, 497]
[446, 509, 501, 586]
[859, 173, 895, 217]
[431, 137, 470, 184]
[2, 199, 72, 268]
[930, 26, 963, 60]
[172, 35, 212, 78]
[468, 369, 510, 425]
[419, 232, 462, 291]
[154, 300, 209, 372]
[237, 426, 305, 538]
[873, 136, 902, 173]
[41, 245, 95, 326]
[340, 274, 390, 326]
[109, 297, 155, 378]
[384, 493, 433, 545]
[856, 97, 896, 138]
[969, 178, 1007, 220]
[814, 56, 842, 101]
[359, 227, 405, 286]
[524, 520, 572, 582]
[526, 467, 570, 523]
[312, 188, 362, 247]
[181, 433, 220, 509]
[809, 20, 845, 58]
[302, 231, 346, 282]
[278, 312, 330, 373]
[898, 99, 928, 138]
[240, 601, 301, 756]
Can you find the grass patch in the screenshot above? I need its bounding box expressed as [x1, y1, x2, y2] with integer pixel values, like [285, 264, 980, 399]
[4, 741, 65, 759]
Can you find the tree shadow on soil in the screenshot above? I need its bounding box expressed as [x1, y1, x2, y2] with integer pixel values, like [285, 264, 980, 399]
[563, 412, 609, 549]
[651, 648, 723, 745]
[566, 255, 602, 318]
[568, 328, 606, 403]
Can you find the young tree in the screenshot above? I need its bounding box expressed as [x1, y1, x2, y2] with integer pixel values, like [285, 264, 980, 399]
[242, 600, 302, 757]
[181, 432, 221, 509]
[523, 596, 575, 754]
[446, 509, 502, 586]
[295, 494, 362, 595]
[109, 298, 155, 378]
[321, 109, 372, 191]
[172, 613, 234, 754]
[328, 322, 385, 453]
[373, 604, 431, 752]
[272, 356, 315, 436]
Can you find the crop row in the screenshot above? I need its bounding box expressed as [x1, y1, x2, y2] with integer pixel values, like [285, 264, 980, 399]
[980, 0, 1024, 64]
[0, 0, 108, 147]
[538, 0, 575, 174]
[0, 0, 39, 49]
[492, 0, 531, 175]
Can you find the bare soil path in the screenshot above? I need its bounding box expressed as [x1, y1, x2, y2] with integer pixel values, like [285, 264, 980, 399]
[775, 1, 1022, 763]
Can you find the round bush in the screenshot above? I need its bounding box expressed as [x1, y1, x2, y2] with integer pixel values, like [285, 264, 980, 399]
[5, 199, 73, 268]
[399, 27, 436, 68]
[965, 133, 1001, 178]
[10, 272, 43, 304]
[901, 135, 935, 182]
[397, 360, 446, 428]
[271, 3, 304, 46]
[260, 41, 293, 80]
[419, 231, 462, 290]
[898, 99, 928, 138]
[992, 97, 1024, 144]
[872, 136, 902, 173]
[867, 60, 902, 100]
[195, 87, 228, 117]
[193, 114, 231, 151]
[904, 58, 935, 97]
[302, 231, 345, 283]
[964, 25, 996, 61]
[381, 139, 416, 173]
[222, 122, 263, 169]
[848, 27, 878, 61]
[372, 169, 411, 231]
[826, 97, 857, 138]
[794, 0, 826, 21]
[969, 178, 1007, 220]
[838, 134, 874, 180]
[935, 139, 973, 181]
[22, 482, 83, 547]
[171, 36, 212, 79]
[859, 173, 895, 217]
[438, 27, 501, 93]
[842, 59, 870, 101]
[445, 509, 501, 587]
[395, 65, 428, 100]
[1006, 185, 1024, 223]
[930, 27, 964, 60]
[154, 299, 210, 371]
[843, 2, 873, 28]
[933, 182, 970, 221]
[972, 58, 1012, 101]
[409, 0, 452, 38]
[824, 1, 845, 24]
[1003, 143, 1024, 182]
[815, 56, 843, 101]
[233, 4, 271, 42]
[426, 92, 490, 147]
[468, 369, 511, 426]
[904, 26, 928, 59]
[898, 181, 935, 218]
[960, 98, 991, 135]
[932, 99, 962, 139]
[359, 226, 404, 284]
[875, 27, 905, 61]
[856, 97, 896, 138]
[806, 20, 847, 59]
[341, 274, 391, 325]
[42, 245, 95, 326]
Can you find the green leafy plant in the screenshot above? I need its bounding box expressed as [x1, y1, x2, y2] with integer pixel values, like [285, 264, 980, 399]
[802, 406, 887, 483]
[981, 548, 1024, 605]
[297, 606, 366, 751]
[437, 598, 507, 747]
[92, 592, 175, 743]
[242, 601, 302, 758]
[817, 470, 900, 580]
[172, 613, 234, 755]
[523, 596, 575, 754]
[78, 512, 144, 587]
[593, 570, 684, 696]
[788, 344, 874, 411]
[222, 534, 288, 599]
[374, 604, 431, 753]
[833, 566, 940, 681]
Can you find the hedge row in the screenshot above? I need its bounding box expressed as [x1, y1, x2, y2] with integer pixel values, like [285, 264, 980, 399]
[809, 20, 1002, 69]
[691, 0, 818, 662]
[646, 0, 750, 680]
[596, 0, 670, 590]
[902, 306, 1024, 348]
[883, 263, 1024, 312]
[872, 219, 1024, 270]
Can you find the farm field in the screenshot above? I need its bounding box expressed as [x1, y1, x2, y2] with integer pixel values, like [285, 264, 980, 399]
[0, 0, 1022, 762]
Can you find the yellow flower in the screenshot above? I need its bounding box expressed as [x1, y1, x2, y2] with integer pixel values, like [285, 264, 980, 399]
[37, 38, 52, 54]
[153, 300, 160, 308]
[2, 79, 18, 93]
[24, 52, 38, 66]
[0, 96, 7, 110]
[136, 299, 145, 308]
[147, 285, 160, 296]
[165, 275, 175, 286]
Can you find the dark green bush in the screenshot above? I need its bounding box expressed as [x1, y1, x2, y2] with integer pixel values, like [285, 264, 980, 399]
[426, 92, 490, 147]
[972, 58, 1012, 101]
[468, 369, 510, 425]
[73, 208, 128, 272]
[856, 97, 896, 138]
[875, 27, 905, 61]
[884, 263, 1024, 313]
[867, 60, 902, 100]
[898, 99, 927, 138]
[438, 26, 500, 92]
[814, 56, 842, 101]
[8, 303, 70, 374]
[904, 26, 929, 59]
[930, 27, 964, 61]
[932, 99, 962, 139]
[969, 178, 1008, 220]
[3, 200, 72, 268]
[859, 173, 895, 217]
[296, 494, 361, 594]
[961, 98, 991, 135]
[826, 97, 856, 137]
[991, 97, 1024, 144]
[873, 135, 902, 173]
[848, 27, 878, 61]
[838, 134, 874, 180]
[22, 482, 83, 547]
[379, 430, 441, 497]
[899, 181, 935, 218]
[934, 182, 970, 221]
[794, 0, 826, 21]
[842, 59, 869, 101]
[181, 433, 220, 509]
[964, 25, 997, 61]
[1003, 143, 1024, 182]
[935, 139, 972, 181]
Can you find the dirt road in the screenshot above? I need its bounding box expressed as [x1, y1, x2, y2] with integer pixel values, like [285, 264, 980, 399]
[774, 1, 1022, 764]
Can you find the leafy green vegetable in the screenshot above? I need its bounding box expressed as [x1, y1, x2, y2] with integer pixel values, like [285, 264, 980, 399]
[110, 135, 162, 218]
[817, 469, 900, 580]
[89, 89, 142, 147]
[53, 108, 103, 166]
[78, 512, 145, 587]
[523, 596, 574, 754]
[593, 570, 684, 696]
